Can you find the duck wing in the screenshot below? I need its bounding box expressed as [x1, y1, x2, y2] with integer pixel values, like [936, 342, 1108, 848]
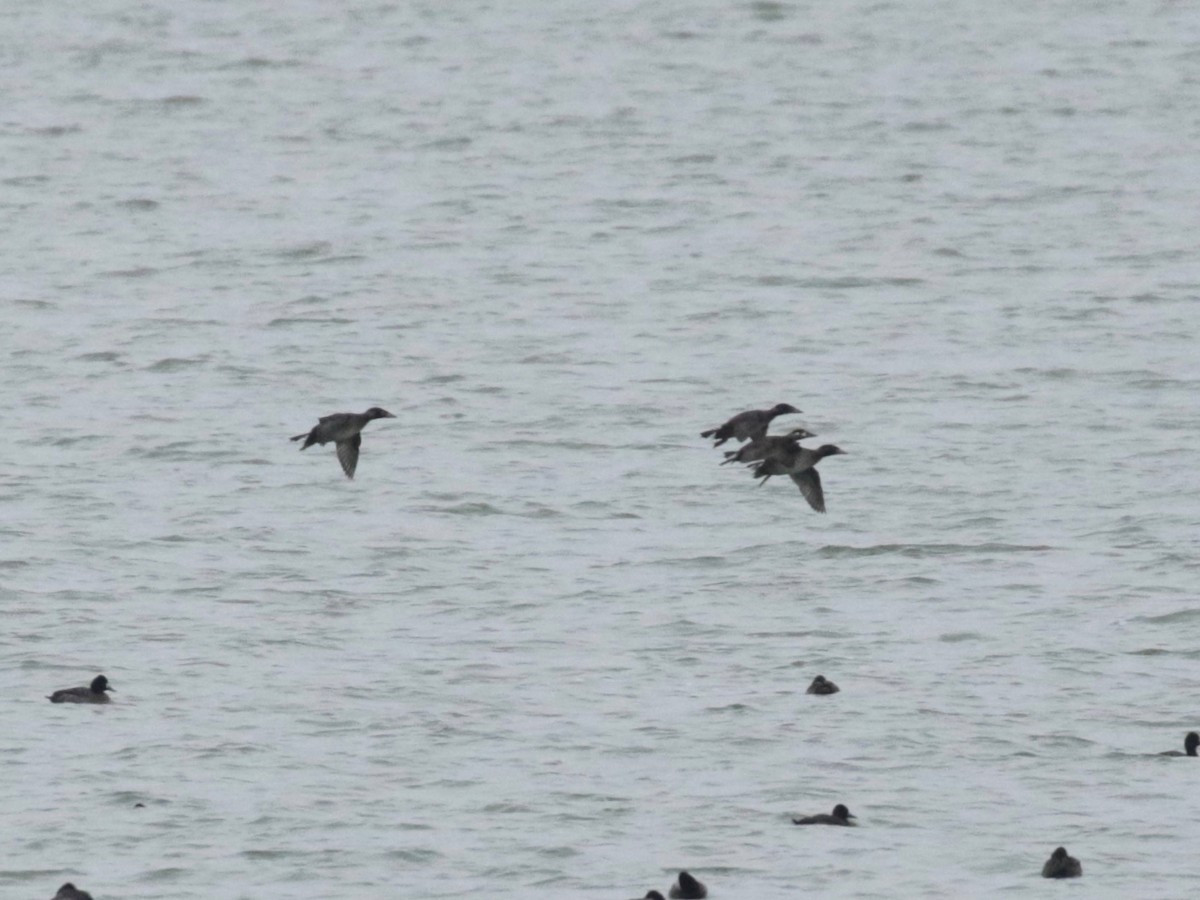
[789, 468, 826, 512]
[336, 433, 361, 479]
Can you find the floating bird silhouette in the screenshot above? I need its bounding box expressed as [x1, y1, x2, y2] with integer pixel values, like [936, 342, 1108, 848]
[750, 443, 847, 513]
[1041, 847, 1082, 879]
[668, 871, 707, 899]
[291, 407, 395, 479]
[700, 403, 800, 447]
[54, 884, 94, 900]
[806, 675, 839, 695]
[793, 803, 857, 826]
[48, 675, 113, 704]
[721, 427, 817, 465]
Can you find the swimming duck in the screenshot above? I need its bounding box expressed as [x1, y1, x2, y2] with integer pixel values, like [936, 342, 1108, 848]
[721, 427, 817, 465]
[668, 871, 707, 899]
[629, 893, 665, 900]
[806, 675, 839, 695]
[1041, 846, 1082, 878]
[792, 803, 856, 826]
[290, 407, 395, 479]
[1159, 731, 1199, 756]
[48, 675, 113, 704]
[701, 403, 801, 447]
[751, 443, 847, 512]
[54, 884, 94, 900]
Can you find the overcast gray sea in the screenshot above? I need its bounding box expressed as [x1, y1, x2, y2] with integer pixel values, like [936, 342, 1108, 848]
[4, 1, 1200, 897]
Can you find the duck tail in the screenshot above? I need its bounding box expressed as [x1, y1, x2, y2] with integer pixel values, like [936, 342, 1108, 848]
[291, 432, 314, 448]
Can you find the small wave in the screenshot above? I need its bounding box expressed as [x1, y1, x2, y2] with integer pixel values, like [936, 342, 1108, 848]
[426, 502, 502, 516]
[137, 867, 189, 882]
[146, 356, 208, 372]
[818, 542, 1052, 558]
[741, 274, 924, 289]
[1131, 609, 1200, 625]
[158, 95, 205, 107]
[383, 847, 443, 862]
[273, 240, 332, 259]
[101, 266, 158, 279]
[116, 198, 159, 210]
[28, 124, 82, 137]
[3, 174, 50, 187]
[220, 56, 303, 70]
[267, 316, 354, 327]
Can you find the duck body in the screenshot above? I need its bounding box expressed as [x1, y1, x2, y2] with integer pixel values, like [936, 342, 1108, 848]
[1041, 847, 1082, 878]
[48, 675, 113, 704]
[721, 428, 816, 465]
[54, 884, 95, 900]
[1159, 731, 1199, 756]
[291, 407, 395, 479]
[806, 675, 839, 695]
[793, 803, 856, 826]
[701, 403, 800, 447]
[751, 443, 847, 512]
[668, 871, 707, 899]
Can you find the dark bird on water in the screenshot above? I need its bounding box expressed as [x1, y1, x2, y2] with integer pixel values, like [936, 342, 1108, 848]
[291, 407, 395, 479]
[48, 675, 113, 704]
[701, 403, 801, 447]
[54, 884, 95, 900]
[1041, 846, 1082, 879]
[669, 871, 707, 899]
[629, 893, 665, 900]
[793, 803, 857, 826]
[751, 443, 846, 513]
[721, 427, 817, 465]
[1159, 731, 1199, 756]
[806, 675, 839, 695]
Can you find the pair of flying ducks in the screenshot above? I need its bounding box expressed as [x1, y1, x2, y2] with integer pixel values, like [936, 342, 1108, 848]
[701, 403, 846, 512]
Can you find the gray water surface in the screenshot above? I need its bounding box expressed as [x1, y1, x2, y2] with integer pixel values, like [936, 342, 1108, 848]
[4, 0, 1200, 897]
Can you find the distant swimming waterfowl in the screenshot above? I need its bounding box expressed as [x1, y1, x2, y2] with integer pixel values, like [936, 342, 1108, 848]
[792, 803, 856, 826]
[54, 884, 95, 900]
[806, 675, 839, 695]
[47, 675, 113, 704]
[721, 427, 817, 465]
[629, 892, 665, 900]
[1041, 846, 1082, 878]
[751, 443, 847, 512]
[701, 403, 801, 447]
[1159, 731, 1199, 756]
[290, 407, 395, 479]
[668, 871, 707, 899]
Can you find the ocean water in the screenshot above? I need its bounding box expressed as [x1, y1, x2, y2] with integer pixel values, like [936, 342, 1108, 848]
[3, 0, 1200, 897]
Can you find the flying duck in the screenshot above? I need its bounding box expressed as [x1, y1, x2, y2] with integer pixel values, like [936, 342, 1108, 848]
[291, 407, 395, 479]
[751, 443, 847, 513]
[721, 427, 817, 465]
[701, 403, 801, 447]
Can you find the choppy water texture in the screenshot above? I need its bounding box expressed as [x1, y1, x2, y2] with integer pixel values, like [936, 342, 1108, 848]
[4, 0, 1200, 897]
